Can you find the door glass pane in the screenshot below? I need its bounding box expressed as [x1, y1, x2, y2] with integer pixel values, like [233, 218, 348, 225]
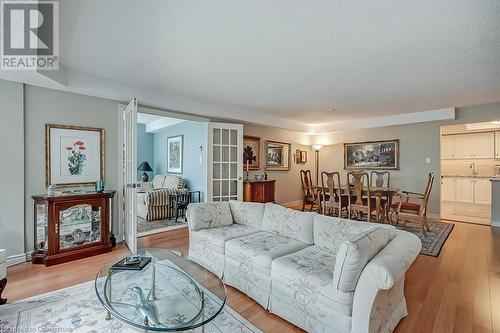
[59, 204, 101, 249]
[230, 163, 237, 179]
[222, 164, 229, 179]
[222, 146, 229, 162]
[230, 147, 237, 162]
[230, 129, 238, 145]
[213, 146, 220, 162]
[213, 163, 221, 179]
[221, 180, 229, 196]
[222, 197, 229, 201]
[230, 196, 238, 201]
[213, 197, 220, 202]
[230, 180, 237, 195]
[213, 129, 221, 144]
[222, 129, 229, 145]
[213, 181, 220, 196]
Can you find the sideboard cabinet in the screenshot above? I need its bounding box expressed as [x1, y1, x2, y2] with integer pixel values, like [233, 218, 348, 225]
[243, 180, 276, 203]
[31, 191, 115, 266]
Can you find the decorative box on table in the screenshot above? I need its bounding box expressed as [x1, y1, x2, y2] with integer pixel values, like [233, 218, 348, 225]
[31, 191, 115, 266]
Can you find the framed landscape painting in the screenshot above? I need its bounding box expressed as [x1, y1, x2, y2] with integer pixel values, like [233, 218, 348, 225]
[344, 139, 399, 170]
[167, 135, 183, 174]
[266, 140, 291, 171]
[243, 135, 260, 170]
[46, 124, 104, 187]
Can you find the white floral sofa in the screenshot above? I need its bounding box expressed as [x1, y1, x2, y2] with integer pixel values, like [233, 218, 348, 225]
[187, 201, 421, 333]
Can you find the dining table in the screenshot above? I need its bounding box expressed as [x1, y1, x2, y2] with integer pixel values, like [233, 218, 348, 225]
[316, 185, 399, 223]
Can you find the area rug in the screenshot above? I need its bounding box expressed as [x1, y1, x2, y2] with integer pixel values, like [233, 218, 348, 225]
[0, 275, 262, 333]
[395, 220, 454, 257]
[137, 216, 187, 237]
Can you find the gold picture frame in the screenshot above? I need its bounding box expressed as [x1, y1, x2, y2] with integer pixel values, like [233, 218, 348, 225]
[266, 140, 291, 171]
[344, 139, 399, 170]
[243, 135, 261, 170]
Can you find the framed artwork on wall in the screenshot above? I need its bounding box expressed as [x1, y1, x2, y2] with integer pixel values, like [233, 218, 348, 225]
[167, 135, 183, 174]
[45, 124, 104, 187]
[294, 149, 308, 164]
[266, 140, 291, 171]
[344, 139, 399, 170]
[243, 135, 260, 170]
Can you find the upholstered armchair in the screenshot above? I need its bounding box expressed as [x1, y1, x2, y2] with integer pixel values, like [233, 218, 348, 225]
[137, 175, 186, 220]
[0, 249, 7, 304]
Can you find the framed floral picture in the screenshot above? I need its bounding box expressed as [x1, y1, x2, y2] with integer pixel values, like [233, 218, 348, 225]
[243, 136, 260, 170]
[46, 124, 104, 187]
[167, 135, 183, 174]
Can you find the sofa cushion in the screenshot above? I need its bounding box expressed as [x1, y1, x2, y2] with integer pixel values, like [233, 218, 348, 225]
[0, 249, 5, 264]
[225, 231, 309, 270]
[229, 201, 265, 229]
[314, 214, 395, 251]
[190, 224, 260, 252]
[271, 246, 354, 315]
[261, 203, 316, 244]
[163, 175, 184, 190]
[333, 226, 395, 292]
[152, 175, 166, 189]
[187, 202, 233, 231]
[0, 249, 6, 280]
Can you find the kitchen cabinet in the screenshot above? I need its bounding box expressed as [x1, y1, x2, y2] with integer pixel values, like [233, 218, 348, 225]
[471, 132, 495, 158]
[441, 136, 455, 159]
[474, 178, 492, 205]
[455, 178, 474, 203]
[454, 135, 472, 159]
[495, 131, 500, 159]
[441, 177, 456, 201]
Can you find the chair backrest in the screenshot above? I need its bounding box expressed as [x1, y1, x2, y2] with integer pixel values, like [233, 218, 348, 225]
[370, 171, 390, 188]
[321, 171, 341, 203]
[422, 172, 435, 213]
[347, 171, 370, 205]
[300, 170, 315, 198]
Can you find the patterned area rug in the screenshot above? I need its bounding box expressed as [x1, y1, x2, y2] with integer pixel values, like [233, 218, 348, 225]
[137, 216, 187, 237]
[395, 220, 454, 257]
[0, 275, 261, 333]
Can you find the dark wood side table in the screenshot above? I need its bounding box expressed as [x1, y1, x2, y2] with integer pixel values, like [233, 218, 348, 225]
[169, 190, 202, 221]
[243, 180, 276, 203]
[31, 191, 115, 266]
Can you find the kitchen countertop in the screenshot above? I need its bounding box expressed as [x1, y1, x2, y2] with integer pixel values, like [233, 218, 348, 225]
[441, 175, 500, 179]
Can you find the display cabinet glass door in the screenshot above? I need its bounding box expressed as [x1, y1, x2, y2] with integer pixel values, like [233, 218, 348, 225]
[55, 199, 106, 252]
[34, 202, 48, 252]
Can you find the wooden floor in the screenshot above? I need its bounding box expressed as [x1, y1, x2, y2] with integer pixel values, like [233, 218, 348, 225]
[4, 218, 500, 332]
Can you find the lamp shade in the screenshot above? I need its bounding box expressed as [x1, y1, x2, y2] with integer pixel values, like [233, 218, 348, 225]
[137, 161, 153, 172]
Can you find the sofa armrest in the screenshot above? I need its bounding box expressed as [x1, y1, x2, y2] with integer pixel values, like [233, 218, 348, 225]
[144, 188, 172, 206]
[139, 182, 153, 191]
[351, 231, 421, 333]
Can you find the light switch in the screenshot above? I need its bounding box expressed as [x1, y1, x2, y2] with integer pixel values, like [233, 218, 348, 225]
[425, 157, 431, 164]
[199, 156, 203, 164]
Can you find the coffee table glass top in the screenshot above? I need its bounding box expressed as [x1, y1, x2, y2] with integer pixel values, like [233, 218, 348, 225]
[95, 248, 226, 331]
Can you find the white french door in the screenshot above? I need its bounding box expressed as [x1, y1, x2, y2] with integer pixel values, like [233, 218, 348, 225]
[122, 98, 138, 253]
[208, 122, 244, 201]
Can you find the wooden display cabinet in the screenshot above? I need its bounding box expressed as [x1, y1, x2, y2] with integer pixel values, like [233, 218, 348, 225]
[31, 191, 115, 266]
[243, 180, 276, 203]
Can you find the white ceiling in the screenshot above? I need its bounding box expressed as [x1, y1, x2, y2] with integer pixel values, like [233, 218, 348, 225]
[137, 113, 163, 124]
[3, 1, 500, 133]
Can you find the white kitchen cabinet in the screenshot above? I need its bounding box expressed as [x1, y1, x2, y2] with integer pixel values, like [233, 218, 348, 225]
[495, 131, 500, 159]
[455, 178, 474, 203]
[441, 177, 456, 201]
[474, 179, 492, 205]
[471, 132, 495, 158]
[441, 136, 455, 159]
[454, 134, 472, 159]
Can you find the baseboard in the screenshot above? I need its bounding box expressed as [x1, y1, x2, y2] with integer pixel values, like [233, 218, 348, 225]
[7, 253, 27, 267]
[280, 200, 303, 208]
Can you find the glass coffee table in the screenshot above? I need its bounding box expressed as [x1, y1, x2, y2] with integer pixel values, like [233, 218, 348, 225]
[95, 248, 226, 331]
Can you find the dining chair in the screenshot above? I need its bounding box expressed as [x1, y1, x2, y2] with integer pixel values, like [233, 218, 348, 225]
[320, 171, 348, 217]
[370, 170, 391, 219]
[300, 170, 319, 212]
[389, 172, 435, 236]
[347, 171, 376, 222]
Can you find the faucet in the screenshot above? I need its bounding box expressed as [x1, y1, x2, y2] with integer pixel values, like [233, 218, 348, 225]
[469, 162, 476, 176]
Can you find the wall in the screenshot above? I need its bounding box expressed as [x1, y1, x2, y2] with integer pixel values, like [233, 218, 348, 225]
[154, 121, 207, 199]
[243, 124, 313, 205]
[137, 123, 154, 179]
[0, 80, 24, 264]
[24, 85, 120, 252]
[313, 102, 500, 214]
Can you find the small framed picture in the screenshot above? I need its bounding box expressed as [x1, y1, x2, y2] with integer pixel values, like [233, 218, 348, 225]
[266, 141, 291, 171]
[45, 124, 104, 187]
[300, 150, 307, 163]
[167, 135, 184, 174]
[243, 136, 261, 170]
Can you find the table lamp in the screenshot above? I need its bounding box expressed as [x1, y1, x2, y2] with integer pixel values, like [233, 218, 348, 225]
[137, 161, 153, 182]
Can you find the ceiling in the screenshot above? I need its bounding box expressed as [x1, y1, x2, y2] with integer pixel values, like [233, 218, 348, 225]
[3, 1, 500, 133]
[137, 113, 163, 124]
